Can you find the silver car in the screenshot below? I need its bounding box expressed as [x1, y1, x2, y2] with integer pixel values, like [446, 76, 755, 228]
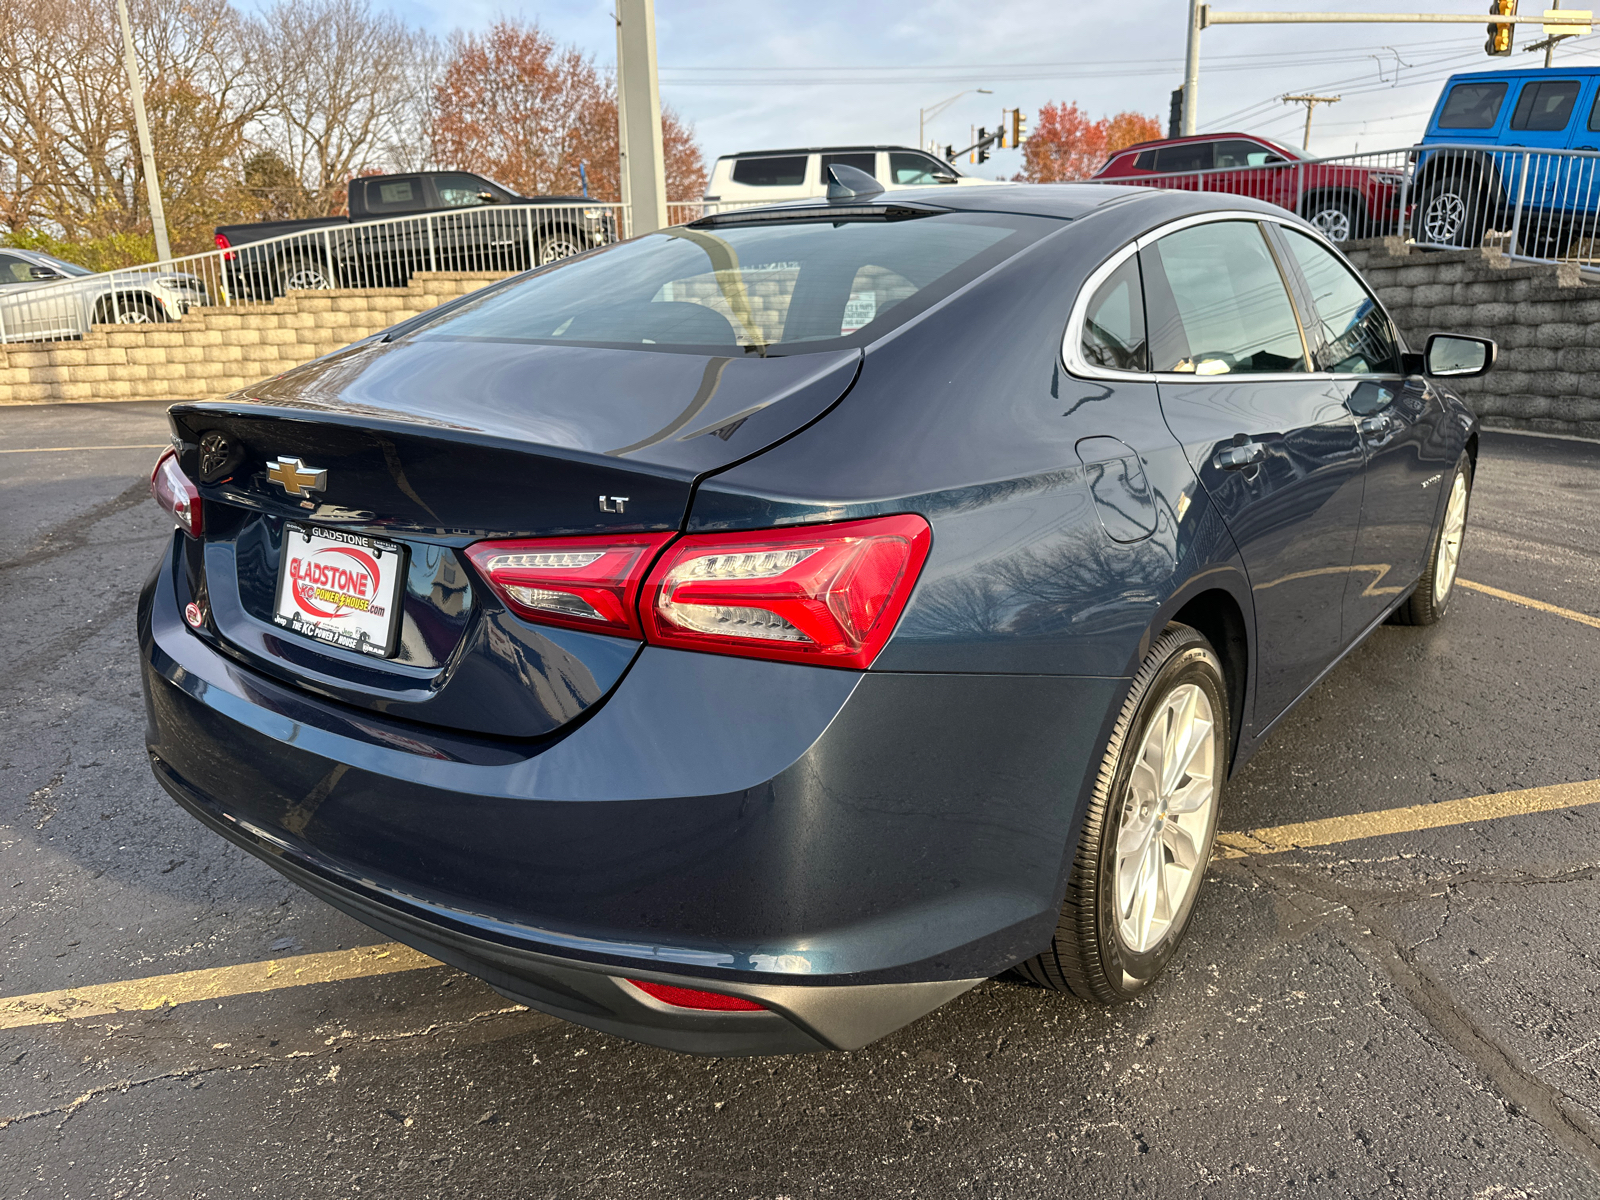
[0, 248, 211, 343]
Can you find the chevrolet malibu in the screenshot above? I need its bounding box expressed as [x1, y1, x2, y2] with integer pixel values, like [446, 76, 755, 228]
[140, 177, 1492, 1056]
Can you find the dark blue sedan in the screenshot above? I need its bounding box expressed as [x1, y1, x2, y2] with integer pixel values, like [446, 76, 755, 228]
[140, 177, 1493, 1056]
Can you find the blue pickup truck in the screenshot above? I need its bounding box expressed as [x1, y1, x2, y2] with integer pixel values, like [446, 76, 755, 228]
[1413, 66, 1600, 254]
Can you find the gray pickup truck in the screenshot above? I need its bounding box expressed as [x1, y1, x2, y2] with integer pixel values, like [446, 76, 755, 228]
[214, 170, 616, 299]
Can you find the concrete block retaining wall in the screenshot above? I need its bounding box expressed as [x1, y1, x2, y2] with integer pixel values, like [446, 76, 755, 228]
[1343, 239, 1600, 440]
[0, 272, 507, 405]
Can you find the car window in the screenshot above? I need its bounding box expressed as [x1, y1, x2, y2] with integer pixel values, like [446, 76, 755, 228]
[820, 152, 877, 180]
[1510, 80, 1582, 132]
[433, 173, 495, 208]
[1590, 91, 1600, 131]
[1280, 229, 1402, 375]
[412, 211, 1048, 353]
[1133, 149, 1157, 170]
[1154, 142, 1213, 172]
[889, 152, 950, 184]
[30, 252, 91, 276]
[365, 177, 422, 213]
[1214, 139, 1281, 169]
[1141, 221, 1308, 375]
[730, 156, 809, 187]
[1438, 81, 1508, 129]
[1078, 256, 1147, 372]
[0, 254, 33, 283]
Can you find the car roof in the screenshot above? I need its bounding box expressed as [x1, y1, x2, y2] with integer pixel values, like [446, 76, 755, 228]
[722, 146, 931, 158]
[1442, 65, 1600, 81]
[1110, 132, 1300, 156]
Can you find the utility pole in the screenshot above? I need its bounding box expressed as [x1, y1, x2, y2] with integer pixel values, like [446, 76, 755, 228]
[614, 0, 666, 237]
[1283, 93, 1341, 150]
[1183, 0, 1203, 135]
[116, 0, 171, 263]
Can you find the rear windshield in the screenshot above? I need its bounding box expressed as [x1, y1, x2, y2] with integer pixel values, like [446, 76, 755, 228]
[1438, 82, 1508, 129]
[411, 211, 1051, 355]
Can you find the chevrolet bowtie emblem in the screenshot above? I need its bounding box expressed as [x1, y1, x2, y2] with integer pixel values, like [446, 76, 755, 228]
[266, 455, 327, 498]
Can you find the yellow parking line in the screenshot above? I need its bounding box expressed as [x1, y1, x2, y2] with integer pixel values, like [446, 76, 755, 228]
[6, 778, 1600, 1029]
[1458, 579, 1600, 632]
[1215, 777, 1600, 859]
[0, 443, 168, 453]
[0, 943, 439, 1031]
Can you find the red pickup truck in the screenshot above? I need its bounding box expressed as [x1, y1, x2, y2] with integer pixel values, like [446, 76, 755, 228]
[1092, 133, 1406, 243]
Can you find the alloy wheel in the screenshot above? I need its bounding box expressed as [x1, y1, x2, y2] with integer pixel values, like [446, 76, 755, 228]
[114, 307, 154, 324]
[283, 268, 332, 291]
[1424, 192, 1467, 244]
[538, 239, 584, 265]
[1311, 207, 1353, 243]
[1433, 471, 1469, 605]
[1114, 682, 1218, 955]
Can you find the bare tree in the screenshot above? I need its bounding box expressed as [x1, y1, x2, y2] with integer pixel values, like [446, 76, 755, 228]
[248, 0, 435, 216]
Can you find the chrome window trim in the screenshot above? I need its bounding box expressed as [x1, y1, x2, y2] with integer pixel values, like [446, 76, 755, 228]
[1061, 208, 1346, 385]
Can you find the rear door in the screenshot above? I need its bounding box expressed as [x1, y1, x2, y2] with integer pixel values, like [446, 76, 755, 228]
[1273, 225, 1448, 635]
[1504, 77, 1586, 212]
[1145, 217, 1366, 730]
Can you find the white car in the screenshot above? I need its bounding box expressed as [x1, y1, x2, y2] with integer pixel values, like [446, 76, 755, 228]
[0, 248, 211, 343]
[702, 146, 1000, 208]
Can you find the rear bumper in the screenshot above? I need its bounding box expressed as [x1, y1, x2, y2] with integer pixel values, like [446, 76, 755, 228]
[140, 537, 1122, 1052]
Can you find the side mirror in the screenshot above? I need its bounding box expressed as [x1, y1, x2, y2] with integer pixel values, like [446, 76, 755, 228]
[28, 265, 63, 281]
[1262, 153, 1288, 165]
[932, 171, 959, 184]
[1423, 333, 1496, 378]
[476, 190, 500, 205]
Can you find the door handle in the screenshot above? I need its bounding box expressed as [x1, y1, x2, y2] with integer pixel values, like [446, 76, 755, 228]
[1214, 441, 1265, 470]
[1358, 414, 1393, 436]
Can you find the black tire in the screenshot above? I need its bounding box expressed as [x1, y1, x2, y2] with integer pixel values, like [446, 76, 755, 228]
[1016, 623, 1229, 1002]
[1303, 192, 1362, 243]
[276, 254, 337, 294]
[1412, 170, 1488, 249]
[1392, 453, 1472, 626]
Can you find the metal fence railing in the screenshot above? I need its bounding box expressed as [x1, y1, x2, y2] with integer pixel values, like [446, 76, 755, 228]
[0, 201, 623, 344]
[15, 146, 1600, 347]
[1082, 147, 1413, 245]
[1083, 142, 1600, 273]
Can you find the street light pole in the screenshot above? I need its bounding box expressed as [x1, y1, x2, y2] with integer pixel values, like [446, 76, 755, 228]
[1183, 0, 1203, 135]
[920, 88, 992, 153]
[116, 0, 172, 263]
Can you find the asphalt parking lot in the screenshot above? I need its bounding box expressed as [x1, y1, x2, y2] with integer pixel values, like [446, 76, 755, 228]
[3, 401, 1599, 1199]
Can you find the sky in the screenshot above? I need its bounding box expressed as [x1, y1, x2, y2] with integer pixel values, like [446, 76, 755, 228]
[307, 0, 1600, 184]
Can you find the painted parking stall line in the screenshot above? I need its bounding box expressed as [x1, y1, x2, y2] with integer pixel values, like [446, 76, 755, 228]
[1458, 578, 1600, 632]
[1215, 777, 1600, 859]
[0, 943, 440, 1031]
[4, 777, 1599, 1030]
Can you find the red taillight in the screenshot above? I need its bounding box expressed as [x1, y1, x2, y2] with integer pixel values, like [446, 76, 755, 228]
[150, 447, 202, 536]
[214, 232, 234, 261]
[464, 533, 673, 638]
[628, 980, 765, 1012]
[640, 514, 931, 669]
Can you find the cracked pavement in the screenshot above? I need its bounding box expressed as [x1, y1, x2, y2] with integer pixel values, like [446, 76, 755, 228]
[2, 405, 1599, 1198]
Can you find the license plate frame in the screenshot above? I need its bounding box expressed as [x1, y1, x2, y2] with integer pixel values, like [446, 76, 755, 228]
[273, 524, 406, 659]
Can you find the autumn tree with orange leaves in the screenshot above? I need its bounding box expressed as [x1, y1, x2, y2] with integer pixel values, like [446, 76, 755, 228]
[1014, 103, 1162, 183]
[430, 19, 706, 204]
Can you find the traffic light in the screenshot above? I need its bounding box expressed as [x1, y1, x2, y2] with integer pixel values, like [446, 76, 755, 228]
[1012, 108, 1027, 147]
[1486, 0, 1517, 55]
[944, 144, 956, 164]
[977, 128, 991, 163]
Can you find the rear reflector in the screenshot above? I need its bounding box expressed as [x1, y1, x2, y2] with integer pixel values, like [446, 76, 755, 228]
[150, 447, 202, 536]
[641, 514, 931, 669]
[628, 980, 765, 1011]
[464, 533, 673, 638]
